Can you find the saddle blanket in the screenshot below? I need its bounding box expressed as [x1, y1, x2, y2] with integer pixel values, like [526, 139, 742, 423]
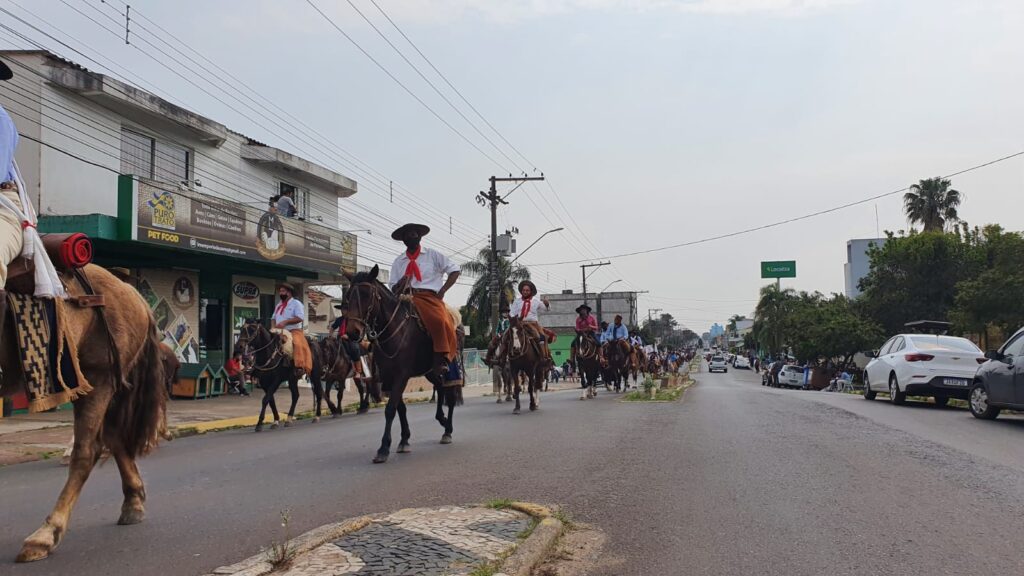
[6, 293, 91, 412]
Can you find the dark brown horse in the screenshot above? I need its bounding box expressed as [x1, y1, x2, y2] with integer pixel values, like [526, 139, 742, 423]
[506, 318, 546, 413]
[340, 266, 459, 464]
[319, 336, 380, 416]
[237, 321, 322, 429]
[1, 264, 167, 562]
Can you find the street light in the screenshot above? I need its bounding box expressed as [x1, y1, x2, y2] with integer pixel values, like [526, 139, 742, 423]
[510, 227, 564, 264]
[600, 279, 622, 293]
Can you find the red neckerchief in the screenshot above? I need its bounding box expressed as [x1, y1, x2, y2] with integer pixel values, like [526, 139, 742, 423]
[520, 296, 533, 319]
[405, 246, 423, 282]
[275, 296, 289, 316]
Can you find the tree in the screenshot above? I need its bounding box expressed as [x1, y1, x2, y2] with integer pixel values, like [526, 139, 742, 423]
[904, 177, 962, 232]
[949, 225, 1024, 348]
[460, 248, 531, 337]
[857, 229, 982, 336]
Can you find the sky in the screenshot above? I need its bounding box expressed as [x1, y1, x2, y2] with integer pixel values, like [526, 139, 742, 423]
[5, 0, 1023, 333]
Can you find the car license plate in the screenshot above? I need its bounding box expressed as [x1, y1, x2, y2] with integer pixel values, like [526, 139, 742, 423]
[943, 378, 969, 387]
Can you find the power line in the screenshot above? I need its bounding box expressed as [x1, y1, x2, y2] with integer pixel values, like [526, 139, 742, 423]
[526, 150, 1024, 266]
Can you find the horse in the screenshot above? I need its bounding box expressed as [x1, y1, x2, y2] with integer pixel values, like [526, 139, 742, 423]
[601, 339, 632, 392]
[1, 264, 167, 563]
[505, 317, 547, 414]
[236, 321, 318, 430]
[575, 333, 602, 400]
[319, 336, 380, 416]
[484, 335, 513, 403]
[340, 266, 460, 464]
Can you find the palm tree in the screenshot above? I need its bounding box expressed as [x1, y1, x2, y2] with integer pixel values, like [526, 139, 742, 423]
[461, 248, 531, 334]
[903, 177, 962, 232]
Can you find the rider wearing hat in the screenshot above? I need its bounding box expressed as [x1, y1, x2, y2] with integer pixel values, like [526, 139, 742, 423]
[273, 282, 313, 375]
[388, 223, 461, 376]
[506, 279, 553, 365]
[571, 303, 599, 364]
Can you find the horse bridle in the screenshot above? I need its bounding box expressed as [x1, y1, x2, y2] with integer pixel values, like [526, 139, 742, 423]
[343, 280, 411, 359]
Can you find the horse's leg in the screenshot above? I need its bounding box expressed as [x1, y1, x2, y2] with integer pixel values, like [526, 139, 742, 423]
[373, 391, 399, 464]
[285, 374, 299, 425]
[441, 388, 455, 443]
[396, 399, 411, 453]
[17, 383, 113, 563]
[311, 372, 324, 422]
[110, 442, 146, 526]
[512, 370, 522, 415]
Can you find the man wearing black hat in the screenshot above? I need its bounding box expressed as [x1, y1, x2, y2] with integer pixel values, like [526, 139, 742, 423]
[389, 223, 461, 375]
[571, 303, 599, 364]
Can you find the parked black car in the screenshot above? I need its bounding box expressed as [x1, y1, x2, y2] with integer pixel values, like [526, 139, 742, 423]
[970, 327, 1024, 420]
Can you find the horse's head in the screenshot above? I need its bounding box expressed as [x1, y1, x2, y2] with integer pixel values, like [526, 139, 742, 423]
[341, 265, 389, 338]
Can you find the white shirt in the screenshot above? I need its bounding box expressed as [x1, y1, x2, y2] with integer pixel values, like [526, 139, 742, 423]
[389, 247, 460, 292]
[510, 296, 547, 322]
[273, 297, 305, 330]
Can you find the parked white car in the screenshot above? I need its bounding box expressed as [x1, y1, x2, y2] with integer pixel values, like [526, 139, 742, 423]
[864, 334, 985, 406]
[734, 356, 750, 369]
[777, 364, 805, 389]
[709, 355, 728, 373]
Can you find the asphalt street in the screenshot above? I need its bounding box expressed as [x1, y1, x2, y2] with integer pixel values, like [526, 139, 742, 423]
[2, 367, 1024, 575]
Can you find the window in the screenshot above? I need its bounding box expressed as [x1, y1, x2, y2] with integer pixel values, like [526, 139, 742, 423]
[279, 181, 310, 220]
[1002, 334, 1024, 359]
[119, 128, 191, 186]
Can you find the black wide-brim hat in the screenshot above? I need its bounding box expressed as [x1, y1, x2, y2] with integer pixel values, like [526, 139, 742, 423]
[518, 280, 537, 295]
[0, 60, 12, 81]
[391, 223, 430, 241]
[575, 303, 592, 314]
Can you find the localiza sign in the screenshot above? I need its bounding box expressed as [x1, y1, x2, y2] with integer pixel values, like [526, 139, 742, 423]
[126, 179, 357, 274]
[761, 260, 796, 278]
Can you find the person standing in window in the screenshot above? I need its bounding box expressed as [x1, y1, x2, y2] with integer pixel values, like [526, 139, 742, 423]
[276, 188, 297, 218]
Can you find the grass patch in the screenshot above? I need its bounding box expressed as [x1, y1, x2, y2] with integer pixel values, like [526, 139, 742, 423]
[484, 498, 515, 510]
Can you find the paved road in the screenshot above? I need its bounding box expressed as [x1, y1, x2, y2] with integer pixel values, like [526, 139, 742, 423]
[3, 367, 1024, 575]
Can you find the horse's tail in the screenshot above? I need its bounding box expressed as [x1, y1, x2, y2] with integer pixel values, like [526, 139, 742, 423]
[106, 324, 168, 457]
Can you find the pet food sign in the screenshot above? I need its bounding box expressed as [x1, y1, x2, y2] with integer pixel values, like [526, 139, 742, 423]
[131, 181, 357, 274]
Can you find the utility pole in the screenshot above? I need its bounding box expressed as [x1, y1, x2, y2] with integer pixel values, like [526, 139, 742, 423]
[479, 175, 545, 335]
[580, 261, 610, 306]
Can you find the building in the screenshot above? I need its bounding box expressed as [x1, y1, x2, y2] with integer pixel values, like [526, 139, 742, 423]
[2, 50, 358, 396]
[844, 238, 887, 298]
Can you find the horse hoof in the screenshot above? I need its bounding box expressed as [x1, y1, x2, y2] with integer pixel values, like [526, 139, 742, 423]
[440, 434, 452, 445]
[397, 443, 411, 454]
[372, 454, 389, 464]
[118, 507, 145, 525]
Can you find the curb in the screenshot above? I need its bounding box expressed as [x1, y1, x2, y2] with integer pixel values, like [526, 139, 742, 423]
[204, 502, 564, 576]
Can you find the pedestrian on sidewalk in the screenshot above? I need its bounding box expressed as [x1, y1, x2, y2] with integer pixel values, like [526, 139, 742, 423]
[225, 350, 249, 396]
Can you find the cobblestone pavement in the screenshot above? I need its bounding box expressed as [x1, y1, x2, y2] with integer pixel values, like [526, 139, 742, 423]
[278, 506, 530, 576]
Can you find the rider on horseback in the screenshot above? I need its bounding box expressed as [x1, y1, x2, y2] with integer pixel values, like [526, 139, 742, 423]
[388, 223, 461, 377]
[504, 280, 553, 367]
[571, 303, 599, 364]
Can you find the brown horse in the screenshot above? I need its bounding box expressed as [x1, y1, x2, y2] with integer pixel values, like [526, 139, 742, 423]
[505, 317, 546, 414]
[1, 264, 167, 563]
[340, 266, 459, 464]
[601, 339, 632, 392]
[319, 336, 380, 416]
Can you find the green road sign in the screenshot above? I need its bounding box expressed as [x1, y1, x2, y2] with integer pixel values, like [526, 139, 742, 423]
[761, 260, 796, 278]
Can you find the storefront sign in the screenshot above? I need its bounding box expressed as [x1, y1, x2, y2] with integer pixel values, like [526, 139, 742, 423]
[232, 281, 260, 301]
[133, 181, 357, 274]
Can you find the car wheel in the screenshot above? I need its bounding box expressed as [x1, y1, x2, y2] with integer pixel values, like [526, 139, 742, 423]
[863, 375, 876, 400]
[933, 395, 949, 408]
[969, 383, 1000, 420]
[888, 374, 907, 405]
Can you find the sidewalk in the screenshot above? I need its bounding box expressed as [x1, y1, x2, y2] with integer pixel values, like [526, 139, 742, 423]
[0, 379, 581, 467]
